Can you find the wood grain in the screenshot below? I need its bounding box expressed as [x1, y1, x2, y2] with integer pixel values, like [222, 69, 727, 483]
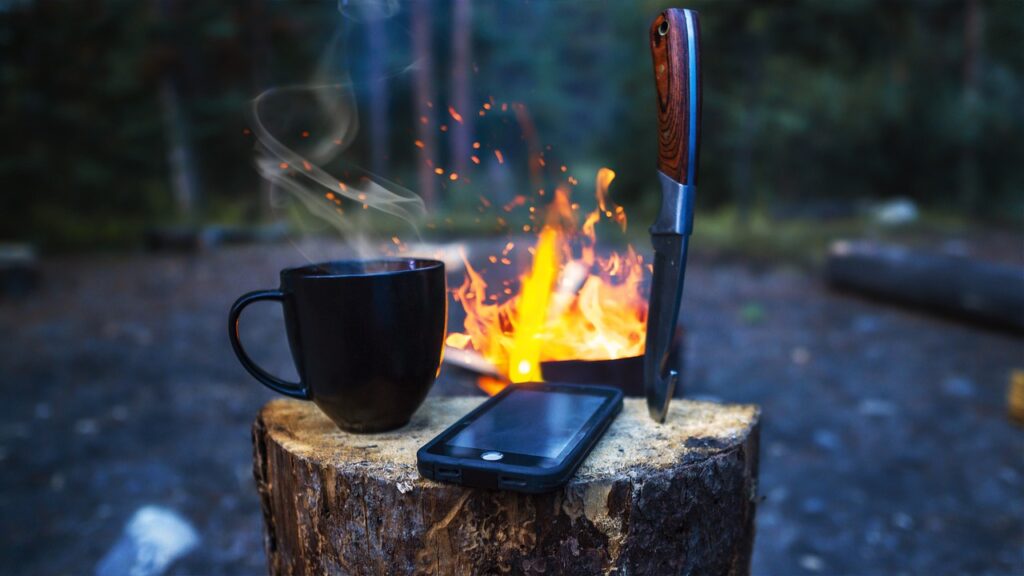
[252, 396, 760, 575]
[650, 9, 702, 184]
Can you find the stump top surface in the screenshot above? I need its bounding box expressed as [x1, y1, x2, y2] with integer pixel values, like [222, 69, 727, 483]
[258, 396, 759, 485]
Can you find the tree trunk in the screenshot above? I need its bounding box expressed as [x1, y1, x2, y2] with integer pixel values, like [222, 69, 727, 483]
[252, 397, 761, 575]
[448, 0, 473, 180]
[366, 11, 390, 177]
[244, 0, 273, 222]
[411, 0, 437, 208]
[733, 29, 764, 230]
[155, 0, 201, 222]
[160, 77, 200, 222]
[959, 0, 983, 212]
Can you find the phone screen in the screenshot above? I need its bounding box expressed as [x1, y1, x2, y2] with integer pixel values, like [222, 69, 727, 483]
[447, 389, 607, 459]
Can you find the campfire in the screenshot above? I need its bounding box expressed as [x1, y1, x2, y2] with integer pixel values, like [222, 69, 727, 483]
[445, 167, 650, 393]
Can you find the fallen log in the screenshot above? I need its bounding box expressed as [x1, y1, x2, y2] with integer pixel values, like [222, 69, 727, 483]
[252, 396, 760, 575]
[826, 240, 1024, 331]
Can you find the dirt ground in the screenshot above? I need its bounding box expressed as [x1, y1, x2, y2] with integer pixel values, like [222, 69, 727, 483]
[1, 239, 1021, 575]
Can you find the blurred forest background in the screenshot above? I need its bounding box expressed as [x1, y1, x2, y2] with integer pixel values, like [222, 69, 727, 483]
[1, 0, 1022, 251]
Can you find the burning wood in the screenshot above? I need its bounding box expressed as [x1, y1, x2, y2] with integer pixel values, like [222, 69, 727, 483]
[446, 168, 649, 391]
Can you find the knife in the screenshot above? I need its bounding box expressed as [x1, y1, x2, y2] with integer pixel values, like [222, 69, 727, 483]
[645, 8, 701, 423]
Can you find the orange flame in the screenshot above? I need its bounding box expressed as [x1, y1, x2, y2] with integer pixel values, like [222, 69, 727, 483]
[447, 168, 648, 392]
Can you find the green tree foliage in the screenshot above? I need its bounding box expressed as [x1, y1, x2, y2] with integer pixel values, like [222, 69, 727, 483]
[476, 0, 1023, 221]
[0, 1, 334, 248]
[0, 0, 1020, 249]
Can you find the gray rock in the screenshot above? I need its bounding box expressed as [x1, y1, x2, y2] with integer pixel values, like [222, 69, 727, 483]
[95, 506, 199, 576]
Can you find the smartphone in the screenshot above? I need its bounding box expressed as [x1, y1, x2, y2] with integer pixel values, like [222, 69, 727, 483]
[417, 382, 623, 493]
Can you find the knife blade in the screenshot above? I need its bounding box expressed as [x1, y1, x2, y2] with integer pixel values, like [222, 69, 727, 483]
[645, 8, 701, 422]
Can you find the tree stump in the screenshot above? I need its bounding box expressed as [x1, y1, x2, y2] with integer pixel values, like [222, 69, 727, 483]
[252, 397, 761, 575]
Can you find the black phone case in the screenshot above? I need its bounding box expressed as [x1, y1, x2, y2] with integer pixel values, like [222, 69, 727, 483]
[416, 382, 623, 494]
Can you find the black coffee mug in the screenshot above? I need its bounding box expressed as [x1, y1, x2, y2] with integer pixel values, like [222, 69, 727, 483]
[228, 259, 446, 432]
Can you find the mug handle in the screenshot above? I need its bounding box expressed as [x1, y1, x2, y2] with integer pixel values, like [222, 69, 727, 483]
[228, 290, 311, 400]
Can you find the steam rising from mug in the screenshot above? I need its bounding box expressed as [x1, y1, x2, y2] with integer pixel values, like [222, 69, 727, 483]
[250, 1, 425, 246]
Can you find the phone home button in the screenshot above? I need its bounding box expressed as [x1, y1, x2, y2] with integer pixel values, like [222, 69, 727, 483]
[480, 451, 504, 461]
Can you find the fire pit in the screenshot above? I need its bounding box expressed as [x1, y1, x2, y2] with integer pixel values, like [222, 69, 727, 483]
[539, 355, 645, 393]
[442, 323, 684, 397]
[444, 168, 660, 397]
[540, 326, 685, 396]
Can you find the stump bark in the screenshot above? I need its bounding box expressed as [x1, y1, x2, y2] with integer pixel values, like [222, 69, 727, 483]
[252, 397, 761, 575]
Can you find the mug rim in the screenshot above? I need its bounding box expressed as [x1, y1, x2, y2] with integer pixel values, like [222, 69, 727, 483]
[281, 258, 444, 280]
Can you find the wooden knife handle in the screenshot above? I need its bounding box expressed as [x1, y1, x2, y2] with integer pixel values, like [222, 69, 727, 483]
[650, 8, 701, 185]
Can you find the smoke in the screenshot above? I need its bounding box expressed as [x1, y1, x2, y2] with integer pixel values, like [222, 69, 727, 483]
[249, 1, 425, 255]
